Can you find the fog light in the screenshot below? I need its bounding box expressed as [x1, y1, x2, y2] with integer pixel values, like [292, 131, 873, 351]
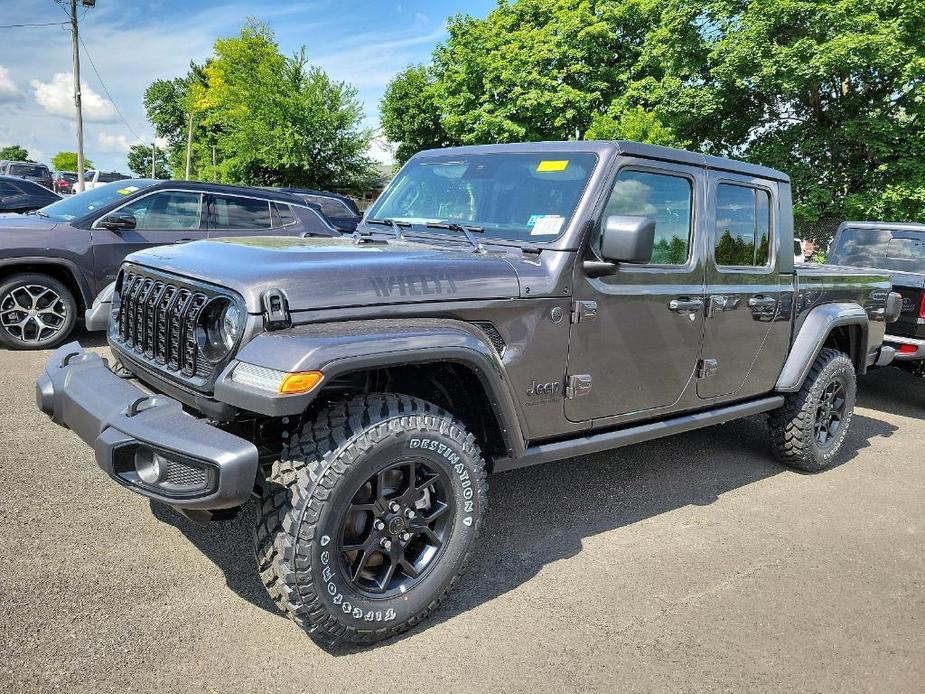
[135, 447, 168, 485]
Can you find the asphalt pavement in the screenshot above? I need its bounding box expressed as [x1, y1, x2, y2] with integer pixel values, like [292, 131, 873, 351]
[1, 332, 923, 693]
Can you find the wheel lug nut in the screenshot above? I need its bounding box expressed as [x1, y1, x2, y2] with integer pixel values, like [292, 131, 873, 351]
[380, 538, 392, 550]
[404, 508, 415, 519]
[401, 532, 412, 542]
[389, 501, 401, 513]
[373, 519, 385, 531]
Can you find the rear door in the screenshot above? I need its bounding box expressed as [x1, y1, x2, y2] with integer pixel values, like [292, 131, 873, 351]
[565, 160, 707, 422]
[206, 193, 312, 238]
[90, 189, 206, 291]
[697, 173, 789, 400]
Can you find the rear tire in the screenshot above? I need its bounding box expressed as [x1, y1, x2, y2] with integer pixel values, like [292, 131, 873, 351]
[0, 273, 77, 350]
[255, 393, 488, 645]
[769, 347, 856, 471]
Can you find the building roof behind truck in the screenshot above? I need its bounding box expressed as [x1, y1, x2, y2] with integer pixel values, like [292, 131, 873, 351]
[415, 140, 790, 184]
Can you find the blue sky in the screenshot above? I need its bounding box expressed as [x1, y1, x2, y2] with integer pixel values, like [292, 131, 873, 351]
[0, 0, 498, 172]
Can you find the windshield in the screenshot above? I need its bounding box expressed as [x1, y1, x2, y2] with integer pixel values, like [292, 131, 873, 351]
[367, 152, 598, 242]
[828, 227, 925, 274]
[11, 163, 48, 177]
[38, 180, 158, 222]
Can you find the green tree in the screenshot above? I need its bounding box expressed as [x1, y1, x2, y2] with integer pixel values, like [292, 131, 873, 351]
[381, 65, 450, 164]
[127, 144, 170, 179]
[185, 21, 373, 190]
[50, 151, 93, 171]
[0, 145, 30, 162]
[382, 0, 925, 233]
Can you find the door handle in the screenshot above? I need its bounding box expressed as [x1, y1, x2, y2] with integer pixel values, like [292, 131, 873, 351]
[173, 238, 194, 244]
[748, 295, 777, 308]
[669, 298, 704, 314]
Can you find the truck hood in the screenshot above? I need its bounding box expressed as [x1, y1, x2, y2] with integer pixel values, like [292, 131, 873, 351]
[127, 236, 522, 311]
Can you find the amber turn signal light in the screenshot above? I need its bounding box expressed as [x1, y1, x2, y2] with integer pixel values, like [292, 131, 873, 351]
[278, 371, 324, 394]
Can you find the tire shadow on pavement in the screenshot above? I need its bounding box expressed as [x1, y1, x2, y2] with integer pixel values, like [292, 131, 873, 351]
[145, 410, 897, 654]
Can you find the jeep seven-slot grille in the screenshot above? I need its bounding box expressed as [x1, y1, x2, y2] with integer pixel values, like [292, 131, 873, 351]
[115, 270, 216, 381]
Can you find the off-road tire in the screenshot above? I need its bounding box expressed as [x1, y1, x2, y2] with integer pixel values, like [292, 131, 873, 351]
[769, 347, 856, 471]
[0, 272, 77, 350]
[255, 393, 488, 645]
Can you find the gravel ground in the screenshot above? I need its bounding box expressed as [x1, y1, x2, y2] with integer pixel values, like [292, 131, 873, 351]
[1, 333, 923, 693]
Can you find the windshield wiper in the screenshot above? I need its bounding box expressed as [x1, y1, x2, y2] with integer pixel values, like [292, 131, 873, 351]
[424, 221, 486, 253]
[365, 217, 410, 240]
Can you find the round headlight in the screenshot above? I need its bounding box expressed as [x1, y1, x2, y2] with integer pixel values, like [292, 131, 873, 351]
[198, 299, 241, 362]
[220, 303, 241, 351]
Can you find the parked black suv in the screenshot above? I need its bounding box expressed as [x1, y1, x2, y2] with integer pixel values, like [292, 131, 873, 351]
[38, 141, 900, 645]
[0, 180, 339, 349]
[828, 221, 925, 375]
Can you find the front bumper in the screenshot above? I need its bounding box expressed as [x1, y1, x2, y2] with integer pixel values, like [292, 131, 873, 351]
[36, 342, 258, 509]
[883, 334, 925, 361]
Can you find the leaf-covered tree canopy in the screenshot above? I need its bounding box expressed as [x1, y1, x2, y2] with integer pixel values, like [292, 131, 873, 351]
[381, 0, 925, 237]
[126, 144, 170, 179]
[143, 21, 375, 192]
[0, 145, 31, 162]
[50, 151, 93, 172]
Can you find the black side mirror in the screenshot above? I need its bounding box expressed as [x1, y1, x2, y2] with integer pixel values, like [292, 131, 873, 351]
[599, 215, 655, 264]
[99, 211, 136, 231]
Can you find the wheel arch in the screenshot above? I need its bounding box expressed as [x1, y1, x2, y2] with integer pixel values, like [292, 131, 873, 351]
[0, 258, 93, 312]
[215, 319, 526, 465]
[776, 302, 869, 393]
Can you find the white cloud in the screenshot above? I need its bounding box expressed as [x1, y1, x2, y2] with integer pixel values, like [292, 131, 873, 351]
[96, 131, 139, 153]
[153, 136, 169, 149]
[30, 72, 118, 123]
[0, 65, 21, 102]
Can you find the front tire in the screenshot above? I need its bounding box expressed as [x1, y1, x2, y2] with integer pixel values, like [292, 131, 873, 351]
[0, 273, 77, 349]
[769, 347, 856, 471]
[255, 394, 488, 645]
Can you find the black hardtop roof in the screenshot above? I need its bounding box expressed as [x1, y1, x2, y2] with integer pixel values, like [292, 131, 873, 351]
[415, 140, 790, 183]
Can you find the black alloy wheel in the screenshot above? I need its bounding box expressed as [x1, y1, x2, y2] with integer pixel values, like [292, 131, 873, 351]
[338, 458, 453, 598]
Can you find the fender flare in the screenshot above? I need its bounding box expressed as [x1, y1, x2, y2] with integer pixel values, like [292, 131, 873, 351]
[214, 318, 525, 457]
[0, 256, 94, 309]
[775, 302, 868, 393]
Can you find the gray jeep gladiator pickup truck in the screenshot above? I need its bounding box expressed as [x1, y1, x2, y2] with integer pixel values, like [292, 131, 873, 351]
[37, 141, 900, 645]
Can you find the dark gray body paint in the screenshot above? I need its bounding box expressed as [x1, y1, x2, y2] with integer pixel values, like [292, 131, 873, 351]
[38, 141, 896, 510]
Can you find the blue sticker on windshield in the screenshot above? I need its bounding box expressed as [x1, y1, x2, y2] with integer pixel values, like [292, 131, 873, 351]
[526, 214, 541, 227]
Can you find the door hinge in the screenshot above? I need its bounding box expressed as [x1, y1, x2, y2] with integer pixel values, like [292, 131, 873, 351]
[565, 374, 593, 399]
[697, 358, 718, 379]
[571, 300, 598, 324]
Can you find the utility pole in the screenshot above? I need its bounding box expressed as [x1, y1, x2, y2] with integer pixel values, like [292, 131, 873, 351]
[69, 0, 86, 192]
[185, 112, 193, 179]
[151, 141, 156, 178]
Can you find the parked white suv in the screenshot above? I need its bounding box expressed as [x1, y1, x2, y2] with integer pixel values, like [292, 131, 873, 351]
[83, 170, 131, 191]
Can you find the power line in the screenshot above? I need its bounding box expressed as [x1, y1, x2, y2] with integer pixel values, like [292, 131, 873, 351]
[78, 34, 144, 142]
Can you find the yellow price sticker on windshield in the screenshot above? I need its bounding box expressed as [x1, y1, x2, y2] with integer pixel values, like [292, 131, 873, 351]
[537, 160, 569, 172]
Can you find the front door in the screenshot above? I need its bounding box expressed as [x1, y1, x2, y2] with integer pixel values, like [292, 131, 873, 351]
[90, 189, 206, 292]
[697, 174, 785, 399]
[565, 161, 707, 422]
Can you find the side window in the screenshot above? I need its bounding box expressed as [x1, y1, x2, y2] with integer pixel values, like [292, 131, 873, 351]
[116, 191, 203, 230]
[211, 195, 272, 229]
[0, 181, 21, 196]
[714, 184, 771, 267]
[603, 170, 693, 265]
[272, 202, 297, 227]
